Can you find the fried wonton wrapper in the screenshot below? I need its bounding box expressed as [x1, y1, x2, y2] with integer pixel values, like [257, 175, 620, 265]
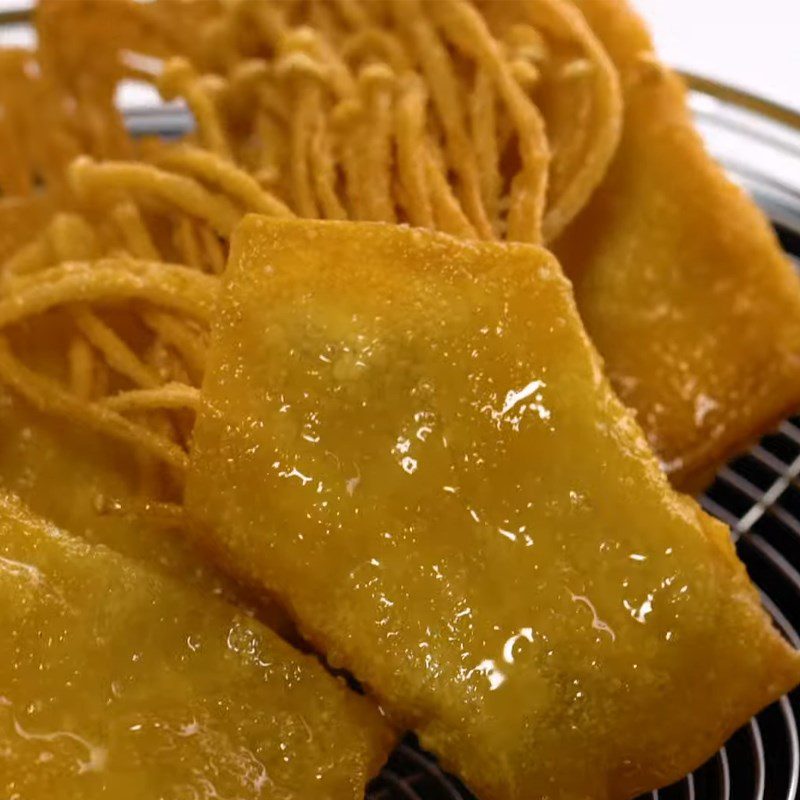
[0, 493, 392, 798]
[187, 218, 800, 800]
[554, 0, 800, 490]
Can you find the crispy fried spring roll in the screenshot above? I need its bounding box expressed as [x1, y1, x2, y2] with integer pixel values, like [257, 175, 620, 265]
[555, 0, 800, 490]
[0, 493, 392, 798]
[187, 217, 800, 800]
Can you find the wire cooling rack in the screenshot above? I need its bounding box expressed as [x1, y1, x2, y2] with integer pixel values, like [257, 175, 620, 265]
[364, 79, 800, 800]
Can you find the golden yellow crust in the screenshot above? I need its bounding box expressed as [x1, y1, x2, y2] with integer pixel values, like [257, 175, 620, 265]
[187, 217, 800, 800]
[555, 0, 800, 490]
[0, 493, 393, 799]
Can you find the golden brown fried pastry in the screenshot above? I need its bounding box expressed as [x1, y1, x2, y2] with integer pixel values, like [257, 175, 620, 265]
[0, 493, 392, 799]
[187, 217, 800, 800]
[554, 0, 800, 490]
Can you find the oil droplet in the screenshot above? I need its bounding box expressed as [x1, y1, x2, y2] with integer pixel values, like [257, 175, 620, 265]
[13, 718, 107, 774]
[502, 627, 535, 664]
[468, 659, 506, 691]
[401, 456, 418, 474]
[570, 592, 616, 642]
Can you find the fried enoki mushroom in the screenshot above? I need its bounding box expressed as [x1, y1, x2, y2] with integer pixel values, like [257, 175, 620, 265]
[0, 48, 126, 199]
[0, 258, 215, 470]
[34, 0, 622, 245]
[0, 146, 298, 498]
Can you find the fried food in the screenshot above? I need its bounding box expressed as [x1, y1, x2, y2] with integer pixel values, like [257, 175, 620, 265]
[0, 0, 624, 492]
[0, 298, 302, 635]
[0, 45, 127, 198]
[0, 0, 796, 794]
[0, 382, 210, 574]
[187, 217, 800, 800]
[35, 0, 622, 244]
[554, 0, 800, 490]
[0, 492, 393, 798]
[0, 191, 209, 592]
[0, 195, 52, 262]
[1, 0, 796, 500]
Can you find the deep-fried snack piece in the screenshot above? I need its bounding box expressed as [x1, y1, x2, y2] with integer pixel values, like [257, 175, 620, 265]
[187, 218, 800, 800]
[0, 493, 392, 799]
[554, 0, 800, 490]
